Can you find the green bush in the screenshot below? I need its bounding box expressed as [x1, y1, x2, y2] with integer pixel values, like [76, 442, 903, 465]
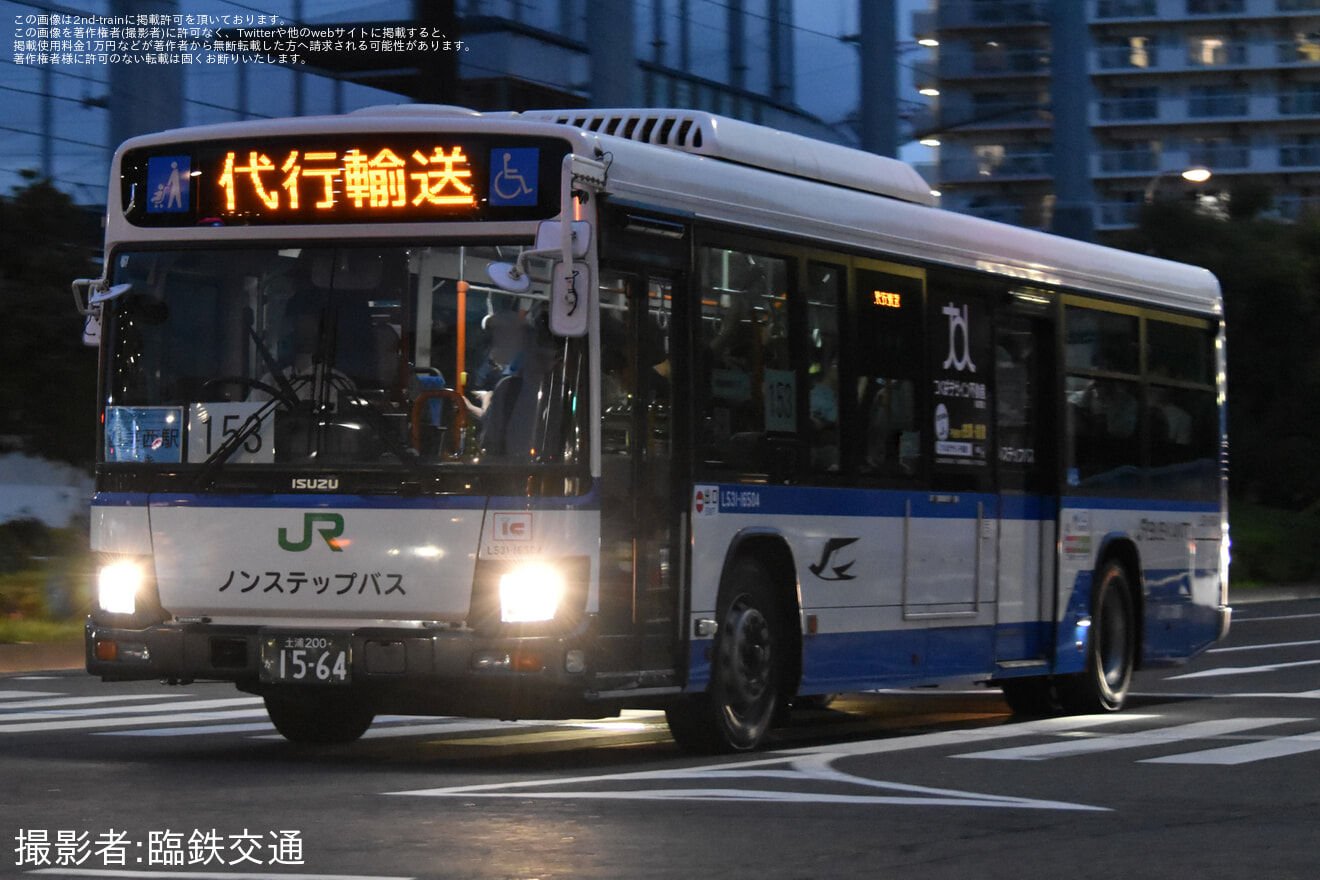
[0, 517, 54, 574]
[0, 519, 92, 625]
[1229, 503, 1320, 586]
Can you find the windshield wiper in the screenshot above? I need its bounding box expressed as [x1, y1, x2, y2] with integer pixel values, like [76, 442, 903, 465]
[190, 393, 288, 491]
[191, 311, 296, 490]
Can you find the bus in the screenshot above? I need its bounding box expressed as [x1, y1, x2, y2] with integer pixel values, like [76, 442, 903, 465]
[74, 106, 1230, 753]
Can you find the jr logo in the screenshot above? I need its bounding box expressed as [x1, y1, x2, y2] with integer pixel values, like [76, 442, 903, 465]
[942, 302, 977, 373]
[278, 512, 346, 552]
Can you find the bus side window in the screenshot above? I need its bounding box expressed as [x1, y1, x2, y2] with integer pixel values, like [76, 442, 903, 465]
[807, 263, 842, 472]
[854, 267, 924, 479]
[697, 247, 791, 470]
[1065, 306, 1141, 491]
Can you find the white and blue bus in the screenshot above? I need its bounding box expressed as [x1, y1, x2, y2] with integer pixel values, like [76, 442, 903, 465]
[75, 106, 1229, 752]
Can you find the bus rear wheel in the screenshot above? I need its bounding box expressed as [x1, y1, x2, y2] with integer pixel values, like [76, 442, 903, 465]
[264, 691, 375, 745]
[1057, 560, 1136, 714]
[666, 558, 787, 753]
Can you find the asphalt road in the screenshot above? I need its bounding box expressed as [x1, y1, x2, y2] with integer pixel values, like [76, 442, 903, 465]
[4, 595, 1320, 880]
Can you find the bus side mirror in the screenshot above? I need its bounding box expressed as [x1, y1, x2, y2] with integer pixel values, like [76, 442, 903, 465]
[82, 311, 102, 347]
[72, 280, 132, 346]
[73, 278, 104, 347]
[550, 261, 592, 337]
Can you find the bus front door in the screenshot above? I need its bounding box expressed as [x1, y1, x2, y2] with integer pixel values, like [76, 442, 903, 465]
[598, 270, 682, 677]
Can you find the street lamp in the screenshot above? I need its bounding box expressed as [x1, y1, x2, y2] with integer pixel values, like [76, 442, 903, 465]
[1143, 166, 1213, 204]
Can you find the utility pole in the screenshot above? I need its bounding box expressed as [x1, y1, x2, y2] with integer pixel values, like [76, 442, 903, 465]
[859, 1, 898, 158]
[1050, 0, 1096, 241]
[587, 0, 636, 106]
[412, 0, 457, 105]
[109, 0, 182, 147]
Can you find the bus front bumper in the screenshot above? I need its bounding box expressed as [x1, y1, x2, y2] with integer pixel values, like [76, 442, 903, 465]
[85, 619, 605, 719]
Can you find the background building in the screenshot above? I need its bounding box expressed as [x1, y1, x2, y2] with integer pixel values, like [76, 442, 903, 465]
[914, 0, 1320, 235]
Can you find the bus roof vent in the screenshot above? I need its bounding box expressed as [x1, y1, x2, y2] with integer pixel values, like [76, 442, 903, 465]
[519, 108, 935, 207]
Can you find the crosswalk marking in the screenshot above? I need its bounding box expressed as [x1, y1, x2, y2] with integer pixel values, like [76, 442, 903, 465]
[97, 721, 278, 737]
[0, 690, 62, 700]
[952, 718, 1305, 761]
[0, 707, 269, 734]
[1142, 732, 1320, 765]
[0, 696, 260, 726]
[1208, 639, 1320, 654]
[0, 686, 62, 701]
[4, 687, 1320, 768]
[1167, 659, 1320, 680]
[0, 693, 188, 711]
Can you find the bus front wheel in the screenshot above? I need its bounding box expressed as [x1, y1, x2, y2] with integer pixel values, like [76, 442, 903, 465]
[1057, 560, 1136, 714]
[264, 691, 375, 745]
[666, 558, 787, 753]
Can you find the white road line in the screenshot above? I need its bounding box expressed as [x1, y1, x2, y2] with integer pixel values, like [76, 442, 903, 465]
[97, 722, 278, 737]
[0, 690, 62, 700]
[1165, 658, 1320, 680]
[392, 714, 1147, 798]
[1233, 612, 1320, 623]
[0, 693, 190, 711]
[952, 717, 1303, 761]
[1142, 731, 1320, 765]
[1208, 639, 1320, 653]
[1135, 690, 1320, 700]
[0, 708, 269, 734]
[0, 697, 260, 724]
[390, 718, 1135, 811]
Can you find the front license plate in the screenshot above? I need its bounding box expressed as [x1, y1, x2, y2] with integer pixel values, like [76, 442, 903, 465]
[260, 634, 352, 684]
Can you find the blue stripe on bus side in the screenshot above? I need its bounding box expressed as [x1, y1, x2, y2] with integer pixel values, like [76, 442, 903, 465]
[702, 484, 1219, 519]
[706, 485, 1006, 518]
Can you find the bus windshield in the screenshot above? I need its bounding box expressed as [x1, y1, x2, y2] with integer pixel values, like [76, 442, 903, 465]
[102, 244, 585, 473]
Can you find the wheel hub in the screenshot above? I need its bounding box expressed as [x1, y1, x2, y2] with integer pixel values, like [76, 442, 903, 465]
[720, 603, 772, 710]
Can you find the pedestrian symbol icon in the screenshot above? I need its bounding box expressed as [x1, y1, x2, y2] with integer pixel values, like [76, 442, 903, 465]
[146, 156, 190, 213]
[489, 148, 539, 206]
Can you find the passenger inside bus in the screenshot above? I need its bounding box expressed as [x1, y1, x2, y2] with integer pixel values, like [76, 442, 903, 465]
[480, 313, 564, 461]
[466, 308, 528, 419]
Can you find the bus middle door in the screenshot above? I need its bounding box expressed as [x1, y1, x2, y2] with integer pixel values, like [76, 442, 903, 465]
[993, 306, 1059, 667]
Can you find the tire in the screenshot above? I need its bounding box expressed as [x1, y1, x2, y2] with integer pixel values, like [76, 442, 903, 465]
[264, 691, 375, 745]
[666, 557, 788, 753]
[1057, 560, 1136, 714]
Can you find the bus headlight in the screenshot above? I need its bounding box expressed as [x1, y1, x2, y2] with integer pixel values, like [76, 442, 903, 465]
[98, 559, 148, 615]
[498, 563, 566, 623]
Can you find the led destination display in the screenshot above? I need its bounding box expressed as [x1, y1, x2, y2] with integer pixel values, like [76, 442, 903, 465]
[120, 134, 571, 227]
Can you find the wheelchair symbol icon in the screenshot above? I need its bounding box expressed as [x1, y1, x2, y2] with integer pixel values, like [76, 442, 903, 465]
[493, 152, 534, 200]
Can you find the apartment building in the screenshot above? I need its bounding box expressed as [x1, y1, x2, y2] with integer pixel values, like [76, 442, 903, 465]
[913, 0, 1320, 233]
